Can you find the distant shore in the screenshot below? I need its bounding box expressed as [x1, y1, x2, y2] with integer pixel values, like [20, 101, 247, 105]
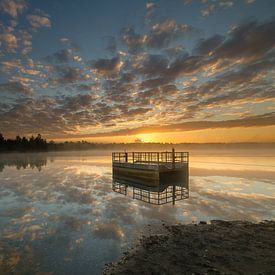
[104, 220, 275, 274]
[1, 141, 275, 154]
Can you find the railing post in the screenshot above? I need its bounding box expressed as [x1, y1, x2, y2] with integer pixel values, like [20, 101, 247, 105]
[157, 152, 159, 167]
[172, 148, 175, 169]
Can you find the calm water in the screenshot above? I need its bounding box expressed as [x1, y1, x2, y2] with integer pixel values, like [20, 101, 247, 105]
[0, 151, 274, 274]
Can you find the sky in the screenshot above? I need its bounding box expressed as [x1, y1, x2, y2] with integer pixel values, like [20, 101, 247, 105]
[0, 0, 274, 143]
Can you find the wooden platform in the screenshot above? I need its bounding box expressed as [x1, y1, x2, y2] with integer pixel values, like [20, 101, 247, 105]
[112, 149, 189, 187]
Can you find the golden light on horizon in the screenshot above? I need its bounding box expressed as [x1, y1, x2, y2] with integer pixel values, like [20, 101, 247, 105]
[136, 133, 158, 143]
[52, 125, 275, 144]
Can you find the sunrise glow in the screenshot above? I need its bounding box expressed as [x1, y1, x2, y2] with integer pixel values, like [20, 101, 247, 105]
[0, 0, 274, 143]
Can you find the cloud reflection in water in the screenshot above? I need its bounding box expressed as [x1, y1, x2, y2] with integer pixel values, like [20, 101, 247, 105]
[0, 152, 274, 274]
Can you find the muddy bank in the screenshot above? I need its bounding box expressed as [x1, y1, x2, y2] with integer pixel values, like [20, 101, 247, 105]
[104, 220, 275, 274]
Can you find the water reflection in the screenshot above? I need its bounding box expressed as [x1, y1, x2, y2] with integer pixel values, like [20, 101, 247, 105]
[0, 154, 47, 172]
[112, 177, 189, 205]
[0, 152, 274, 274]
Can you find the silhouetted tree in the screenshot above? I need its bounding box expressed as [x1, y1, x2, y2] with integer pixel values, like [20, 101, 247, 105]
[0, 133, 48, 152]
[21, 136, 28, 151]
[0, 133, 4, 150]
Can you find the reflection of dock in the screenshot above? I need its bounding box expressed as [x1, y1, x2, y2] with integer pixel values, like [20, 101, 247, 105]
[112, 179, 189, 205]
[112, 149, 189, 186]
[112, 149, 189, 205]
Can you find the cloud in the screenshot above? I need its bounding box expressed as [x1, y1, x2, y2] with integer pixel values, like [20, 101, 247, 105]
[0, 28, 32, 55]
[0, 60, 22, 72]
[201, 4, 215, 17]
[76, 83, 99, 92]
[200, 1, 235, 17]
[56, 94, 95, 112]
[212, 19, 275, 63]
[163, 45, 186, 58]
[0, 3, 51, 56]
[146, 2, 156, 16]
[145, 19, 191, 48]
[69, 112, 275, 138]
[219, 1, 234, 8]
[53, 67, 90, 84]
[0, 0, 26, 17]
[193, 54, 275, 103]
[136, 54, 203, 91]
[45, 49, 74, 63]
[244, 0, 255, 4]
[146, 2, 155, 10]
[0, 88, 153, 137]
[120, 27, 145, 53]
[0, 81, 32, 93]
[60, 37, 70, 43]
[0, 33, 18, 53]
[121, 19, 191, 52]
[121, 107, 151, 117]
[19, 30, 32, 54]
[27, 14, 51, 29]
[0, 3, 51, 57]
[184, 0, 194, 5]
[135, 54, 168, 77]
[90, 57, 123, 78]
[154, 18, 275, 82]
[10, 75, 35, 86]
[0, 93, 115, 136]
[194, 34, 225, 55]
[135, 53, 206, 90]
[139, 78, 168, 91]
[0, 59, 43, 80]
[167, 54, 204, 77]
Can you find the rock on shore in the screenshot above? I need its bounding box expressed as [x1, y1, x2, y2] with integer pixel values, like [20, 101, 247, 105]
[104, 220, 275, 274]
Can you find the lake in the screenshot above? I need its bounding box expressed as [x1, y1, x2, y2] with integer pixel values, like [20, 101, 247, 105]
[0, 150, 274, 274]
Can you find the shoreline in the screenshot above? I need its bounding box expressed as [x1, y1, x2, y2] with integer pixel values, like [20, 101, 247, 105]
[104, 220, 275, 274]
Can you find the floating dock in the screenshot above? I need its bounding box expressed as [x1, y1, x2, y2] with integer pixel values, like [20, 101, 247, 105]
[112, 149, 189, 186]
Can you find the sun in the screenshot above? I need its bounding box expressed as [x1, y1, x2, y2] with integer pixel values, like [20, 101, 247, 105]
[135, 134, 158, 143]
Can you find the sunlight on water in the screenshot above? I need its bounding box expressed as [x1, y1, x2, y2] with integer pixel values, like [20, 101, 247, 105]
[0, 151, 274, 274]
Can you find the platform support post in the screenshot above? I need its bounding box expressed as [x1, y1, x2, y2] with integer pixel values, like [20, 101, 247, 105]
[157, 152, 159, 167]
[172, 148, 175, 169]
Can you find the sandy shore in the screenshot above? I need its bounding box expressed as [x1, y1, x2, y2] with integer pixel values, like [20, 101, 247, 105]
[104, 220, 275, 274]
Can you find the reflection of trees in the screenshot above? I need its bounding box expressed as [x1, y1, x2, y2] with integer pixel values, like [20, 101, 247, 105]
[0, 155, 47, 172]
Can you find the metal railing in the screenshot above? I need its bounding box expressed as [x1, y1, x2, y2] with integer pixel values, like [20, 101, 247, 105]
[112, 150, 189, 166]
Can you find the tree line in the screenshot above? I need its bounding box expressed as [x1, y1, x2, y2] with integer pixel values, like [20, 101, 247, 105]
[0, 133, 273, 153]
[0, 133, 47, 152]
